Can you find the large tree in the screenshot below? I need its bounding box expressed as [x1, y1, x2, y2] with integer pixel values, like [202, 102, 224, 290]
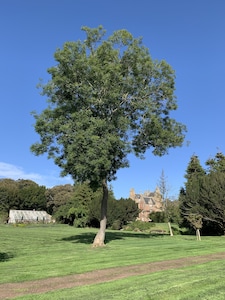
[180, 155, 205, 230]
[0, 179, 47, 212]
[0, 179, 19, 212]
[31, 26, 186, 246]
[200, 171, 225, 234]
[17, 179, 47, 211]
[180, 153, 225, 235]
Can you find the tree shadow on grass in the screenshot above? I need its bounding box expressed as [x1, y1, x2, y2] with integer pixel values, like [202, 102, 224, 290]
[0, 252, 14, 262]
[61, 231, 166, 245]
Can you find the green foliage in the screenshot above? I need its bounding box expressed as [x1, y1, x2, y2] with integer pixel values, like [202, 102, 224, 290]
[157, 169, 168, 207]
[88, 188, 102, 227]
[53, 203, 73, 224]
[47, 183, 138, 229]
[180, 155, 205, 226]
[31, 26, 186, 245]
[150, 199, 181, 224]
[0, 179, 47, 212]
[206, 152, 225, 173]
[31, 25, 186, 188]
[107, 197, 139, 229]
[0, 211, 8, 223]
[166, 199, 182, 224]
[68, 183, 93, 227]
[17, 180, 47, 210]
[0, 179, 20, 211]
[184, 155, 206, 180]
[186, 213, 203, 230]
[123, 220, 155, 232]
[180, 152, 225, 235]
[45, 184, 74, 215]
[200, 172, 225, 234]
[52, 183, 93, 226]
[88, 192, 139, 229]
[68, 207, 88, 227]
[150, 211, 167, 223]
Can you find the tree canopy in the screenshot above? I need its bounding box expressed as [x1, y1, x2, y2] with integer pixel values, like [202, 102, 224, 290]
[31, 26, 186, 246]
[45, 184, 74, 215]
[179, 153, 225, 235]
[0, 179, 47, 213]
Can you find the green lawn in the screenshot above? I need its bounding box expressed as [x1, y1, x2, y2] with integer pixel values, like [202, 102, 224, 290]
[1, 224, 225, 299]
[16, 260, 225, 300]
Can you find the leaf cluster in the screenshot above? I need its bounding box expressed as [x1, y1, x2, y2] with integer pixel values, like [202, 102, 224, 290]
[31, 26, 186, 188]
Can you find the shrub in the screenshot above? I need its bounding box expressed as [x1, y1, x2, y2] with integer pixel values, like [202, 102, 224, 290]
[0, 211, 8, 224]
[123, 220, 155, 232]
[111, 219, 123, 230]
[150, 211, 167, 223]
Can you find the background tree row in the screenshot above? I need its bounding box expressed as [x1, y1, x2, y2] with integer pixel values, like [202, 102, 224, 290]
[0, 179, 139, 228]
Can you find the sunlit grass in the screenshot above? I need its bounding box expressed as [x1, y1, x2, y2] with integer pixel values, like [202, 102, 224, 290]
[14, 260, 225, 300]
[1, 224, 225, 299]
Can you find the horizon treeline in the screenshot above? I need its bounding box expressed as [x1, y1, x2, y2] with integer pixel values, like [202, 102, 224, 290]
[1, 151, 225, 236]
[0, 179, 139, 229]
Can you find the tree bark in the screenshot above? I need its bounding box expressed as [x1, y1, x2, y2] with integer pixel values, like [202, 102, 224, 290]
[92, 179, 108, 247]
[196, 228, 201, 241]
[168, 222, 173, 236]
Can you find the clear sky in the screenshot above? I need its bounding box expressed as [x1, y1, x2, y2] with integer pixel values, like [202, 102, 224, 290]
[1, 0, 225, 199]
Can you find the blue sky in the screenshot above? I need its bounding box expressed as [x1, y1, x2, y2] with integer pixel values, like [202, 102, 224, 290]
[1, 0, 225, 199]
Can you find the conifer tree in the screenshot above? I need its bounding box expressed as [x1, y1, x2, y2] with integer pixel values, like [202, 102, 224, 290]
[180, 155, 205, 232]
[206, 152, 225, 173]
[200, 161, 225, 234]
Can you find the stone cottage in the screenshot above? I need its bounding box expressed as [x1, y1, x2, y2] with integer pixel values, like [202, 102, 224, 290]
[129, 187, 163, 222]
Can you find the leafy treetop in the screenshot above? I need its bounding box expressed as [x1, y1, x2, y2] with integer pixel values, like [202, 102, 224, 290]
[31, 26, 186, 188]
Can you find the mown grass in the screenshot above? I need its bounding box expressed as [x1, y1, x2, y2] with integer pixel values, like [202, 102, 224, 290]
[16, 260, 225, 300]
[1, 224, 225, 299]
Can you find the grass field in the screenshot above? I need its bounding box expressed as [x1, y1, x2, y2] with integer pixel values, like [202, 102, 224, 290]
[1, 224, 225, 299]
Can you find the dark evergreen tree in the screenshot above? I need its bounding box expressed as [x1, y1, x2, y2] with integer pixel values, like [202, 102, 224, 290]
[206, 152, 225, 173]
[201, 152, 225, 234]
[67, 183, 94, 227]
[180, 152, 225, 235]
[200, 172, 225, 235]
[53, 183, 93, 226]
[184, 155, 206, 181]
[179, 155, 205, 231]
[107, 197, 139, 229]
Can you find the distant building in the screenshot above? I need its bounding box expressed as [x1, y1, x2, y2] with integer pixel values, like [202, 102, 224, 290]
[129, 187, 163, 222]
[8, 210, 52, 224]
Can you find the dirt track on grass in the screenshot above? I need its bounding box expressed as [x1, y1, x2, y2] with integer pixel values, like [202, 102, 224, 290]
[1, 252, 225, 299]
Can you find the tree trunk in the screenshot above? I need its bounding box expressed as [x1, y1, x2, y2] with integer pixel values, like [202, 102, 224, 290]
[92, 179, 108, 247]
[168, 222, 173, 236]
[196, 228, 201, 241]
